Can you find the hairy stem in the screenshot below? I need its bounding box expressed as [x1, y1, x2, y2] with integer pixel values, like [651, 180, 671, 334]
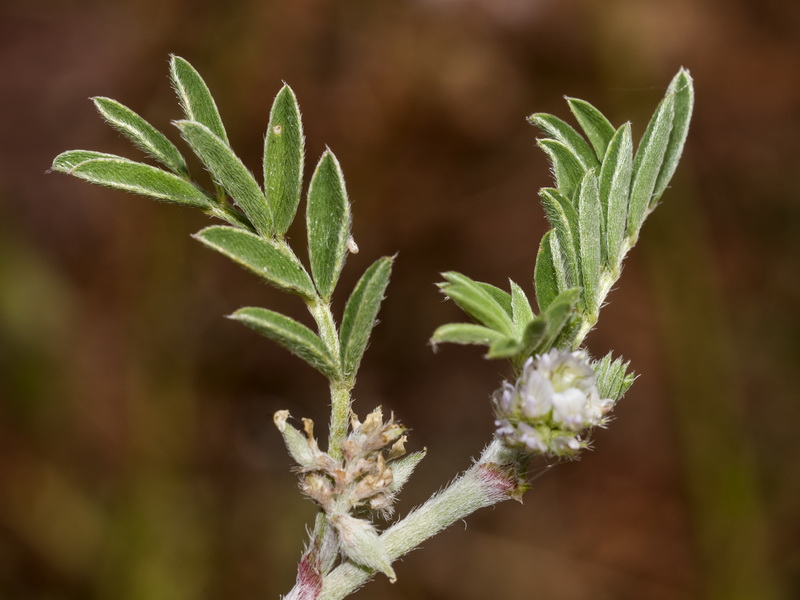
[305, 298, 352, 460]
[317, 440, 519, 600]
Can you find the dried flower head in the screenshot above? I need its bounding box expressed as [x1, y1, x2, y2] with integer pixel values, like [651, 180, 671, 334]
[493, 349, 614, 457]
[275, 407, 424, 517]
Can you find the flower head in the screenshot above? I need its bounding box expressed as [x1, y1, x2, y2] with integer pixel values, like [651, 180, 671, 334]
[493, 349, 613, 457]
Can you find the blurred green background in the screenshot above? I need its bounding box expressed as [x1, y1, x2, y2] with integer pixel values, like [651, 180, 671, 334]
[1, 0, 799, 599]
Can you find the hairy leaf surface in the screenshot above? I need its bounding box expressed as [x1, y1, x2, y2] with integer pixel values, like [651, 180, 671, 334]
[567, 97, 616, 159]
[170, 56, 228, 143]
[176, 120, 272, 236]
[264, 85, 305, 236]
[339, 256, 393, 377]
[599, 124, 633, 269]
[52, 153, 211, 208]
[194, 226, 315, 299]
[231, 307, 338, 378]
[93, 96, 188, 175]
[627, 96, 675, 238]
[306, 150, 351, 299]
[534, 231, 559, 312]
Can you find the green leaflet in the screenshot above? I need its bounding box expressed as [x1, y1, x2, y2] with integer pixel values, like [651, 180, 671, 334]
[539, 288, 580, 350]
[430, 323, 507, 348]
[577, 171, 602, 314]
[51, 153, 211, 208]
[176, 120, 273, 237]
[520, 317, 548, 357]
[487, 336, 524, 359]
[652, 68, 694, 204]
[539, 188, 580, 289]
[438, 272, 514, 335]
[488, 288, 577, 360]
[264, 84, 305, 236]
[52, 150, 124, 170]
[194, 226, 315, 299]
[548, 229, 571, 293]
[592, 353, 635, 402]
[306, 150, 351, 299]
[534, 231, 559, 312]
[477, 282, 512, 317]
[528, 113, 599, 170]
[537, 138, 586, 200]
[599, 124, 633, 270]
[92, 96, 188, 176]
[230, 307, 338, 378]
[627, 95, 675, 240]
[339, 256, 393, 378]
[510, 280, 534, 337]
[169, 55, 228, 143]
[567, 97, 616, 160]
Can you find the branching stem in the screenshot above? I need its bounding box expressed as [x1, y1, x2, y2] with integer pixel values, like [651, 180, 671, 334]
[315, 440, 519, 600]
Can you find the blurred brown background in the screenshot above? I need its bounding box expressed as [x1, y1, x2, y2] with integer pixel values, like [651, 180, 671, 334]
[1, 0, 799, 599]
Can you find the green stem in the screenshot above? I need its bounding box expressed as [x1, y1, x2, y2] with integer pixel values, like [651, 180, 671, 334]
[305, 298, 352, 460]
[326, 380, 352, 461]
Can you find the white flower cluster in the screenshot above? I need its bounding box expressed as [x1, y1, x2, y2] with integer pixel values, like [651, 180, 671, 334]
[493, 349, 614, 457]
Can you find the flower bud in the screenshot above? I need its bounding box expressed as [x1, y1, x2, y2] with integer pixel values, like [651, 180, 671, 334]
[493, 349, 613, 457]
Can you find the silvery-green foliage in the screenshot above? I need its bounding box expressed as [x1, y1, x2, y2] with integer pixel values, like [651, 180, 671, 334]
[176, 119, 274, 236]
[264, 85, 304, 236]
[52, 56, 390, 386]
[51, 151, 211, 208]
[169, 55, 229, 143]
[92, 97, 189, 176]
[435, 68, 694, 366]
[194, 226, 316, 300]
[306, 151, 352, 300]
[230, 308, 339, 379]
[533, 69, 693, 330]
[54, 59, 693, 598]
[339, 257, 394, 378]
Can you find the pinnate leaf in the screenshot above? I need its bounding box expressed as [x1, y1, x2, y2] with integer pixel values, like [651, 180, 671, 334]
[230, 307, 338, 378]
[306, 150, 351, 299]
[194, 226, 315, 299]
[93, 96, 188, 176]
[339, 256, 393, 378]
[264, 84, 305, 236]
